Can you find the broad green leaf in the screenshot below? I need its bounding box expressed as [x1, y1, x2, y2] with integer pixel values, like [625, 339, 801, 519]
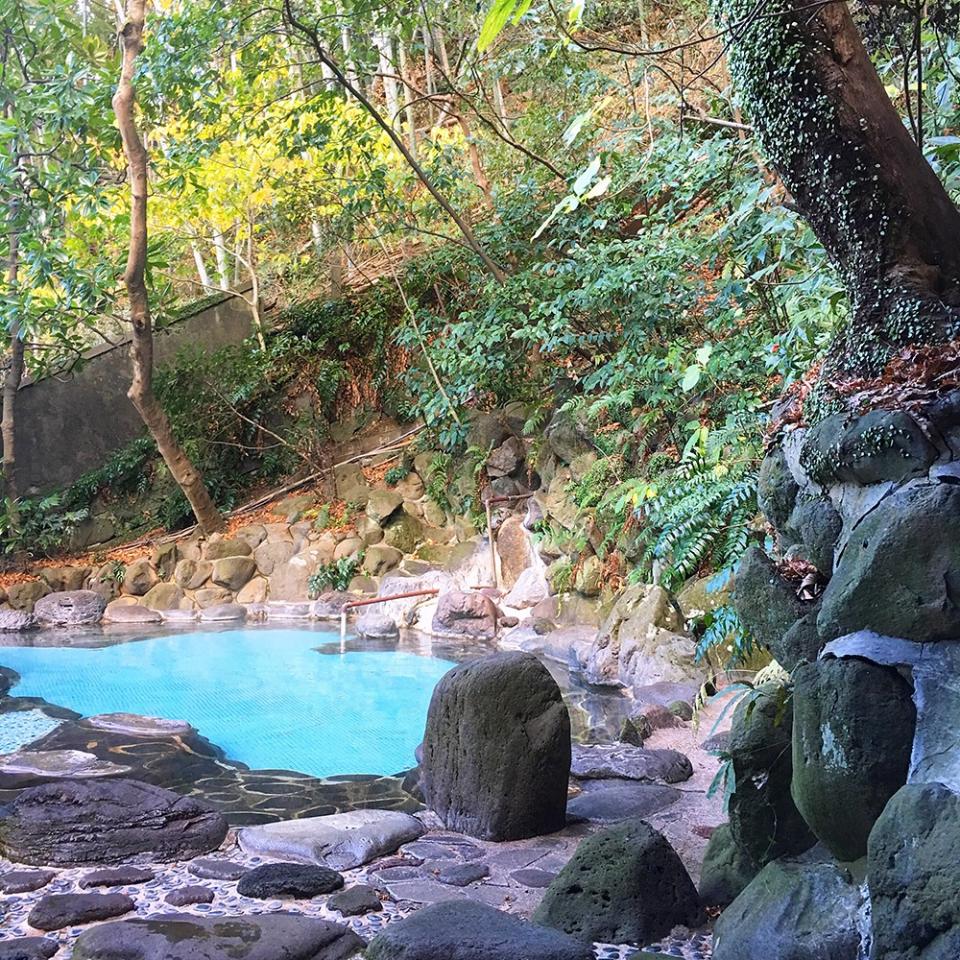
[572, 156, 601, 195]
[681, 365, 702, 392]
[478, 0, 532, 51]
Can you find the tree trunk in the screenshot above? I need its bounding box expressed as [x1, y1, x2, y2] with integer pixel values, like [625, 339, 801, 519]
[398, 40, 419, 160]
[212, 229, 230, 289]
[2, 218, 24, 515]
[113, 0, 224, 534]
[191, 241, 212, 289]
[715, 0, 960, 375]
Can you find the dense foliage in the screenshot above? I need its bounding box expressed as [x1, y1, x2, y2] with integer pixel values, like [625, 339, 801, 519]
[4, 0, 959, 665]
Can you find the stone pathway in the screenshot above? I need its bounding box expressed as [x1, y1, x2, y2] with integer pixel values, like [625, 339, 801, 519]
[0, 815, 715, 959]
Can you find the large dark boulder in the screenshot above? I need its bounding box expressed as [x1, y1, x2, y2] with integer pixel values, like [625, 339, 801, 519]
[72, 915, 364, 960]
[698, 823, 759, 908]
[713, 850, 864, 960]
[868, 782, 960, 960]
[421, 652, 570, 840]
[819, 482, 960, 642]
[758, 447, 799, 535]
[787, 496, 842, 575]
[33, 590, 106, 626]
[800, 410, 935, 486]
[0, 779, 227, 865]
[734, 548, 813, 668]
[532, 818, 700, 944]
[838, 410, 936, 485]
[727, 685, 816, 866]
[366, 901, 593, 960]
[792, 657, 915, 861]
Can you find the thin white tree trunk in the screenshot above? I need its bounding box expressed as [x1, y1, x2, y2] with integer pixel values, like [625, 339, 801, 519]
[191, 241, 212, 289]
[212, 229, 230, 289]
[398, 41, 418, 159]
[375, 31, 400, 126]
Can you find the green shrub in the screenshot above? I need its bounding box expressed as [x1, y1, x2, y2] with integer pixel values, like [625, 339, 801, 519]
[307, 553, 365, 596]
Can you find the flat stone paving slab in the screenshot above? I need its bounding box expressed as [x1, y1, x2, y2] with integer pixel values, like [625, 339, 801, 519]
[70, 914, 364, 960]
[236, 863, 344, 899]
[27, 893, 135, 931]
[0, 749, 131, 779]
[239, 809, 425, 869]
[80, 867, 156, 888]
[0, 870, 55, 894]
[571, 744, 693, 784]
[187, 858, 249, 881]
[79, 714, 193, 737]
[568, 782, 681, 823]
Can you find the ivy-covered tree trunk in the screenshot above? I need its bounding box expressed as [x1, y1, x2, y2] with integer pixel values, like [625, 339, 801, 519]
[710, 2, 960, 957]
[113, 0, 225, 536]
[715, 0, 960, 374]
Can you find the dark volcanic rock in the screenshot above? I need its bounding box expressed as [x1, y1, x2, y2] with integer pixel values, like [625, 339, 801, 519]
[734, 547, 812, 668]
[757, 447, 799, 534]
[818, 482, 960, 642]
[72, 914, 364, 960]
[327, 884, 382, 915]
[80, 866, 156, 888]
[727, 685, 815, 866]
[421, 652, 570, 841]
[697, 823, 758, 908]
[838, 409, 936, 485]
[237, 862, 344, 899]
[33, 590, 106, 626]
[787, 495, 842, 575]
[366, 900, 593, 960]
[533, 818, 701, 944]
[0, 939, 58, 960]
[0, 869, 55, 894]
[792, 657, 915, 861]
[187, 858, 249, 881]
[869, 782, 960, 960]
[713, 851, 864, 960]
[28, 892, 135, 931]
[164, 885, 214, 906]
[0, 778, 228, 865]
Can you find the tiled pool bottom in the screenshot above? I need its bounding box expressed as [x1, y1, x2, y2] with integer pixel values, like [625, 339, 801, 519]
[0, 628, 456, 779]
[0, 625, 635, 823]
[0, 706, 64, 753]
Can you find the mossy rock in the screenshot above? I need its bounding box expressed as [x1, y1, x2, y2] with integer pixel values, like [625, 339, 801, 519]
[727, 684, 816, 867]
[533, 817, 701, 944]
[818, 482, 960, 642]
[792, 657, 915, 862]
[868, 782, 960, 960]
[698, 823, 759, 908]
[757, 447, 799, 535]
[734, 547, 815, 669]
[713, 851, 863, 960]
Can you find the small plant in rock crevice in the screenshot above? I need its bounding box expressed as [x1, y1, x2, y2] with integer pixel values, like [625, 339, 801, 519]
[307, 553, 365, 596]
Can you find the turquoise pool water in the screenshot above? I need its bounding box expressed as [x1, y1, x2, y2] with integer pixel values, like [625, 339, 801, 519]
[0, 629, 455, 778]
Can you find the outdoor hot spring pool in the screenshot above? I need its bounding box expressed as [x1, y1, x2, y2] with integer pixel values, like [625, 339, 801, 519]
[0, 628, 457, 778]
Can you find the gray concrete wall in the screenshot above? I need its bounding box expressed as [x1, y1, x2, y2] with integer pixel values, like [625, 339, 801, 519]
[9, 293, 254, 495]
